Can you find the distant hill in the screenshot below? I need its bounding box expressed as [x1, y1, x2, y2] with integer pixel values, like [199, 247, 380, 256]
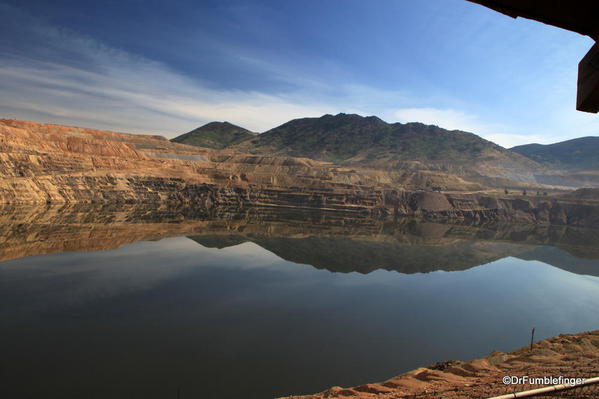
[511, 137, 599, 170]
[172, 121, 256, 149]
[230, 113, 538, 170]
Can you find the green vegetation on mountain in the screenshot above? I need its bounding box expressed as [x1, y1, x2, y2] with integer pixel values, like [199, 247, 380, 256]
[231, 113, 536, 168]
[511, 137, 599, 170]
[172, 121, 256, 149]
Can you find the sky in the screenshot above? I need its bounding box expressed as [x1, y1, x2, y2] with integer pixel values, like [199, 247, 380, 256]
[0, 0, 597, 147]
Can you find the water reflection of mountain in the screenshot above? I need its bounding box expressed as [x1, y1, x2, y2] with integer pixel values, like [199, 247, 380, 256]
[189, 235, 520, 274]
[515, 247, 599, 277]
[1, 204, 599, 276]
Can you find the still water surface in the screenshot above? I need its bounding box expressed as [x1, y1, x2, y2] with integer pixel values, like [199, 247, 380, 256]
[1, 208, 599, 398]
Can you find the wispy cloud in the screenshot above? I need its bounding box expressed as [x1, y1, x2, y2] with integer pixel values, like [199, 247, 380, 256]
[0, 3, 474, 139]
[0, 2, 596, 146]
[0, 3, 348, 135]
[0, 56, 336, 136]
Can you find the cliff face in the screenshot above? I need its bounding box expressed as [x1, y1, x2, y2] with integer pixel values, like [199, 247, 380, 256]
[388, 190, 599, 226]
[0, 119, 397, 206]
[2, 119, 599, 226]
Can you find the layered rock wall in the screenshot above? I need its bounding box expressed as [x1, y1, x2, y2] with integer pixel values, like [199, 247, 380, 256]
[2, 119, 599, 226]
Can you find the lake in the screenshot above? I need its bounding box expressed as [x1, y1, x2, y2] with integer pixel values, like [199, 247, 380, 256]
[1, 205, 599, 398]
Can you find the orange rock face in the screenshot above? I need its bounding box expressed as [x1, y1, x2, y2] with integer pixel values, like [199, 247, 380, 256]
[0, 119, 390, 207]
[2, 119, 599, 226]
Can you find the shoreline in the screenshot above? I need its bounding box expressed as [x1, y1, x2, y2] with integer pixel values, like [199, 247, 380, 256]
[279, 329, 599, 399]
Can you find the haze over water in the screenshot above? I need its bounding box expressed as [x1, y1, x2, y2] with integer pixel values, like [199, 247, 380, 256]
[1, 208, 599, 398]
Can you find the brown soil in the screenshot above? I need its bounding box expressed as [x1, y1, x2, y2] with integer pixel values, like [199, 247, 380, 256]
[280, 330, 599, 399]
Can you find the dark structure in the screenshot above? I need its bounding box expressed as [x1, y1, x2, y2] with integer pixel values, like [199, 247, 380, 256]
[468, 0, 599, 113]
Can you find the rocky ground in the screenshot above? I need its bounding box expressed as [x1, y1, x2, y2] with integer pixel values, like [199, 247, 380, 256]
[281, 330, 599, 399]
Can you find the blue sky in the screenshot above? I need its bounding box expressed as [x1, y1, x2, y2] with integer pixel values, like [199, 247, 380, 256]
[0, 0, 596, 147]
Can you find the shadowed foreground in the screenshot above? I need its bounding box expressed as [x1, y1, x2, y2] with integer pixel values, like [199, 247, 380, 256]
[282, 330, 599, 399]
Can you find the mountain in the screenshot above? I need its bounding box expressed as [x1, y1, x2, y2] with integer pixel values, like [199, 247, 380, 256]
[172, 121, 256, 149]
[511, 137, 599, 170]
[5, 118, 599, 226]
[230, 113, 538, 171]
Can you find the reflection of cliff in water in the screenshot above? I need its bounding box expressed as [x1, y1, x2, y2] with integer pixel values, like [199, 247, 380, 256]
[1, 203, 599, 277]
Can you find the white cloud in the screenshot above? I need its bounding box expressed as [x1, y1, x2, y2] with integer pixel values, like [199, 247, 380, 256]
[0, 4, 348, 136]
[1, 3, 595, 146]
[0, 52, 337, 136]
[392, 107, 560, 147]
[482, 133, 552, 148]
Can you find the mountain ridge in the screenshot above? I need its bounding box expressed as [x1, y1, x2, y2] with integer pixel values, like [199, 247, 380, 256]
[5, 118, 599, 226]
[172, 121, 256, 149]
[224, 113, 535, 169]
[512, 136, 599, 170]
